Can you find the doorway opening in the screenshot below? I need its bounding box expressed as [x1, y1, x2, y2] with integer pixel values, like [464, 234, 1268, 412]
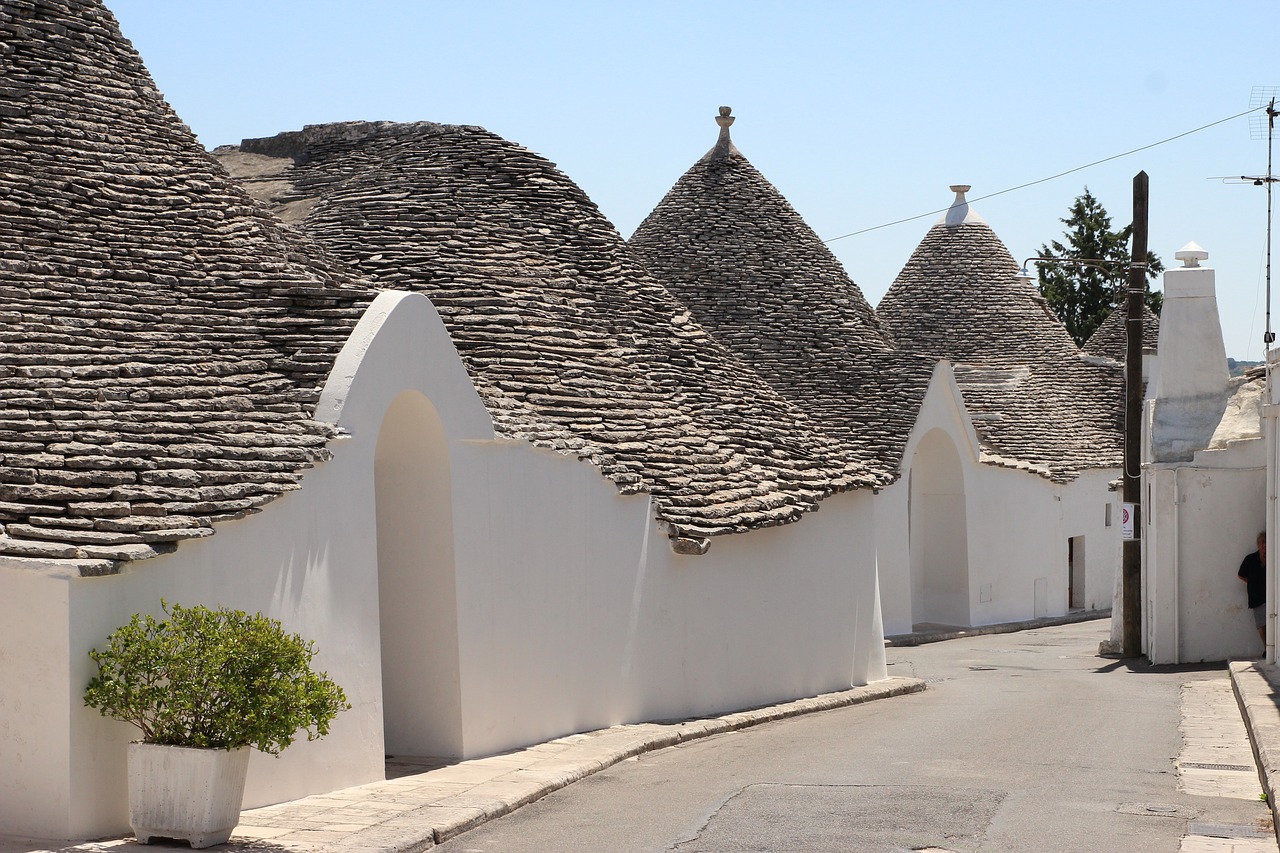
[909, 429, 970, 628]
[374, 390, 463, 761]
[1068, 535, 1085, 610]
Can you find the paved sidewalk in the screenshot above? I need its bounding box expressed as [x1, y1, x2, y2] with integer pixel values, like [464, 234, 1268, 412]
[0, 677, 923, 853]
[1231, 660, 1280, 847]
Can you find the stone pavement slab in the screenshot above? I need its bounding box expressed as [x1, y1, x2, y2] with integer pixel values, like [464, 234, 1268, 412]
[0, 676, 923, 853]
[1181, 680, 1267, 800]
[1231, 660, 1280, 848]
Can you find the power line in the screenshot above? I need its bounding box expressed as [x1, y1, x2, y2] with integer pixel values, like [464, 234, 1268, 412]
[822, 105, 1265, 244]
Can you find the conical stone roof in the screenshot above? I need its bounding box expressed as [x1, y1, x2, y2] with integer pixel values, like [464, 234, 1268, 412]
[878, 187, 1080, 364]
[217, 121, 877, 539]
[878, 187, 1124, 480]
[0, 0, 377, 574]
[631, 107, 893, 356]
[629, 108, 933, 478]
[1082, 301, 1161, 361]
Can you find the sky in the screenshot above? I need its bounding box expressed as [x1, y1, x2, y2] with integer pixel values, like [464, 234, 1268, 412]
[108, 0, 1278, 360]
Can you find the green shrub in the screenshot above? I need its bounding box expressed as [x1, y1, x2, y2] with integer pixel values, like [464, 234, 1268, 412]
[84, 601, 350, 755]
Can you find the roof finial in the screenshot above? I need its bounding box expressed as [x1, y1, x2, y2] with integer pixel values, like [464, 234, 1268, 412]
[712, 106, 735, 158]
[944, 184, 976, 227]
[1175, 241, 1209, 268]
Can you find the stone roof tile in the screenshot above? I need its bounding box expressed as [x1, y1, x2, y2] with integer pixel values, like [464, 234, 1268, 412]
[218, 120, 877, 538]
[1081, 301, 1161, 361]
[628, 108, 933, 479]
[0, 0, 376, 572]
[877, 187, 1123, 480]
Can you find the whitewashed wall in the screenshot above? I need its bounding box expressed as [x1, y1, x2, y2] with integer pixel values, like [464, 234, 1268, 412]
[0, 292, 493, 840]
[877, 362, 1120, 634]
[1144, 443, 1266, 664]
[447, 443, 883, 758]
[1141, 246, 1266, 664]
[1059, 468, 1122, 614]
[876, 362, 976, 634]
[0, 291, 887, 840]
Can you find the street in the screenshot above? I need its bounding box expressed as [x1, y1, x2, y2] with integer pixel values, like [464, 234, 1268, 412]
[437, 620, 1273, 852]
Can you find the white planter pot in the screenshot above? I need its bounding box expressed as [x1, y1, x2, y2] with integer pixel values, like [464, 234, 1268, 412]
[127, 742, 251, 848]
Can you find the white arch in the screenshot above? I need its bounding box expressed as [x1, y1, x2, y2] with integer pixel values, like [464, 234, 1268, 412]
[910, 427, 970, 627]
[375, 389, 463, 758]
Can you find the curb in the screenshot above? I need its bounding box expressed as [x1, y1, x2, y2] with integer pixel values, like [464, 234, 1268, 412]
[885, 610, 1110, 647]
[325, 676, 926, 851]
[1228, 660, 1280, 846]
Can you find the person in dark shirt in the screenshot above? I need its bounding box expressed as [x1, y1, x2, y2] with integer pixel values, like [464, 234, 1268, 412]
[1238, 531, 1267, 643]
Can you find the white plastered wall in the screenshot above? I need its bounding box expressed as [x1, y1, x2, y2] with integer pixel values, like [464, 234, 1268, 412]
[876, 361, 977, 635]
[0, 292, 494, 840]
[1143, 442, 1265, 664]
[1141, 249, 1265, 664]
[1058, 468, 1122, 614]
[446, 440, 884, 758]
[0, 290, 887, 839]
[877, 361, 1120, 634]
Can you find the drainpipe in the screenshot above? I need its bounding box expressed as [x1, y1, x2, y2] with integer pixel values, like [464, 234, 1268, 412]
[1171, 469, 1180, 663]
[1266, 349, 1280, 663]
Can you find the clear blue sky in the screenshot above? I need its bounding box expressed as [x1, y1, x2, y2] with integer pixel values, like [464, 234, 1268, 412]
[110, 0, 1278, 360]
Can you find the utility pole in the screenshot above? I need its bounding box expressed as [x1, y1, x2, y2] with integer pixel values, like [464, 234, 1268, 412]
[1122, 171, 1148, 657]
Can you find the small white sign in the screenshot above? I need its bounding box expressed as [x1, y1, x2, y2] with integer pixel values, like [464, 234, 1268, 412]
[1121, 502, 1136, 540]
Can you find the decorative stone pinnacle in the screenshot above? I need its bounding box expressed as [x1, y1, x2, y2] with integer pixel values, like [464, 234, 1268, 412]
[711, 106, 735, 158]
[950, 184, 971, 201]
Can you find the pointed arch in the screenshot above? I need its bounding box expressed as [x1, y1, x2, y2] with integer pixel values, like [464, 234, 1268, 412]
[909, 428, 970, 627]
[374, 389, 463, 759]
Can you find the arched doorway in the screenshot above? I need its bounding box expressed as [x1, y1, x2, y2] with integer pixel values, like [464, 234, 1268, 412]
[909, 429, 970, 627]
[374, 390, 463, 758]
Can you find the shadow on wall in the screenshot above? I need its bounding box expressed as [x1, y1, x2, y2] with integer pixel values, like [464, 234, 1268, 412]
[375, 389, 463, 759]
[910, 428, 970, 627]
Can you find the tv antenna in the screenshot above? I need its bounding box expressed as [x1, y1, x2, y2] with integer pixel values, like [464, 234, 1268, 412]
[1214, 87, 1278, 348]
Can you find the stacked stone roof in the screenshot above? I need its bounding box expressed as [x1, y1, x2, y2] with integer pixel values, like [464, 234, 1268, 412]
[878, 188, 1125, 480]
[1081, 301, 1161, 361]
[217, 121, 876, 540]
[629, 108, 934, 478]
[0, 0, 380, 575]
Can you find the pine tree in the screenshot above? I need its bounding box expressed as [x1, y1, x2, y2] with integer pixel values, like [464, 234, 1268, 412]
[1037, 188, 1164, 346]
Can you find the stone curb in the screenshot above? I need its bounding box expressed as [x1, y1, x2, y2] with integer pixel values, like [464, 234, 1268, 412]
[319, 676, 926, 851]
[1228, 660, 1280, 846]
[884, 610, 1110, 647]
[0, 677, 924, 853]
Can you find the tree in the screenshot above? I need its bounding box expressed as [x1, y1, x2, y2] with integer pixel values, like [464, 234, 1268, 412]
[1036, 187, 1164, 346]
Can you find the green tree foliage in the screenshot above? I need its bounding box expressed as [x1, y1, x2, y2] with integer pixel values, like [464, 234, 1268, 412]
[84, 602, 350, 755]
[1036, 187, 1164, 346]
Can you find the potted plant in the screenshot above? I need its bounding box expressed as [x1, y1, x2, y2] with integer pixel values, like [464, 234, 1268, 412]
[84, 601, 350, 848]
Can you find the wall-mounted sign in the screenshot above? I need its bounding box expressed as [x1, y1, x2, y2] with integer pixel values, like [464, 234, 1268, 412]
[1121, 502, 1136, 540]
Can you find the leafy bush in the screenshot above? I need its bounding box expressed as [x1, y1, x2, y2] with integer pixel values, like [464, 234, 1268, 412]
[84, 602, 350, 755]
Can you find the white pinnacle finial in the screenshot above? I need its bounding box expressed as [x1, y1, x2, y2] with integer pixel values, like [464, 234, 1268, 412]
[942, 184, 984, 227]
[1175, 241, 1209, 268]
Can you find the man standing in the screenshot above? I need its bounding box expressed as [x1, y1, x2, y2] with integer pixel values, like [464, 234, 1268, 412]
[1239, 531, 1267, 644]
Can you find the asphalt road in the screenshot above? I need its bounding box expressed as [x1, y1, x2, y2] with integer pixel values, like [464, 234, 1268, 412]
[435, 620, 1271, 853]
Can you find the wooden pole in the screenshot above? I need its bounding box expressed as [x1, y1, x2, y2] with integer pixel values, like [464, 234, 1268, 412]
[1122, 171, 1148, 658]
